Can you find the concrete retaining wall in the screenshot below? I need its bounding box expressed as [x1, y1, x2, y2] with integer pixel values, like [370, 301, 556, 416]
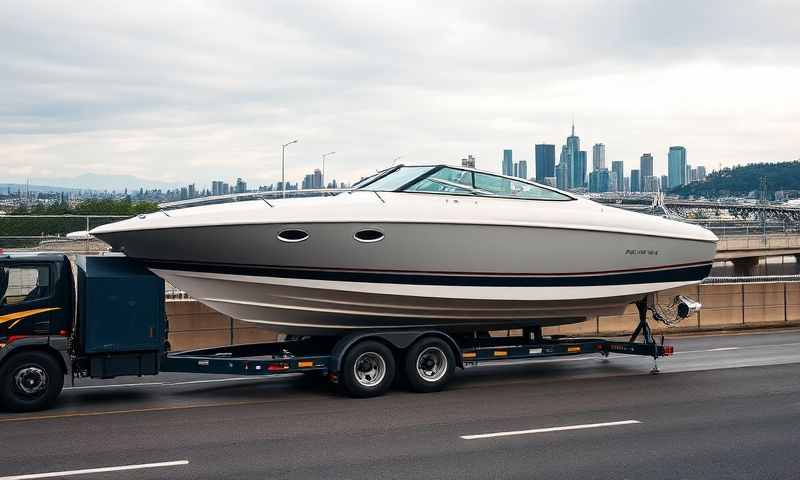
[543, 282, 800, 337]
[166, 282, 800, 350]
[166, 300, 279, 350]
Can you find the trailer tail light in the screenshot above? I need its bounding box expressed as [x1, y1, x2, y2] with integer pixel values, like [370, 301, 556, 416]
[267, 363, 290, 371]
[662, 346, 674, 356]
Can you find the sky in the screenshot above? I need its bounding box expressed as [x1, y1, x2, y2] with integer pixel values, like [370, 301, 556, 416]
[1, 0, 799, 188]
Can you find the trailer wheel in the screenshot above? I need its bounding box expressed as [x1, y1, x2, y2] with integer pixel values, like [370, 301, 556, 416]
[0, 351, 64, 412]
[340, 340, 396, 398]
[404, 337, 455, 393]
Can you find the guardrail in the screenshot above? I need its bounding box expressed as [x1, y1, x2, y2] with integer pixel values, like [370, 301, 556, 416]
[703, 275, 800, 284]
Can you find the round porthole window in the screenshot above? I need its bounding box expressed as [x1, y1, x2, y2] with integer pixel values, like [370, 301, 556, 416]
[354, 229, 384, 243]
[277, 229, 309, 243]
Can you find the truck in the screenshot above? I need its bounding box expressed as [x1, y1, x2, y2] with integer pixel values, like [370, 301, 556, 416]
[0, 252, 674, 412]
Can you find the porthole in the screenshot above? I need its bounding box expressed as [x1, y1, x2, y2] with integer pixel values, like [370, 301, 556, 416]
[277, 229, 309, 243]
[354, 229, 385, 243]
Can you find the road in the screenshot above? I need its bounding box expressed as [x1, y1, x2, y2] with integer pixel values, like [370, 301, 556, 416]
[2, 329, 800, 479]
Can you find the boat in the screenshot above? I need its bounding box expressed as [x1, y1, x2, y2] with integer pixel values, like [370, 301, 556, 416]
[90, 164, 718, 334]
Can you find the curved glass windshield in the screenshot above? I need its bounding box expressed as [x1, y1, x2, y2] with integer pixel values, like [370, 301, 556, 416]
[356, 165, 571, 201]
[357, 166, 434, 191]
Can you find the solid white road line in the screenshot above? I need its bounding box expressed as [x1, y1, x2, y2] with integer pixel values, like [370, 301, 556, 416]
[0, 460, 189, 480]
[461, 420, 641, 440]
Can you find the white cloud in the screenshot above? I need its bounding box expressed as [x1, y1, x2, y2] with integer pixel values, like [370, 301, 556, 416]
[0, 0, 798, 187]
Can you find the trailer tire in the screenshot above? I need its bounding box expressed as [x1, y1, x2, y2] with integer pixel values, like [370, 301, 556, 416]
[340, 340, 395, 398]
[404, 337, 455, 393]
[0, 351, 64, 412]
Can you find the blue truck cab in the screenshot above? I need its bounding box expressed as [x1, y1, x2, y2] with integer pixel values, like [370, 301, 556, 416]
[0, 253, 165, 412]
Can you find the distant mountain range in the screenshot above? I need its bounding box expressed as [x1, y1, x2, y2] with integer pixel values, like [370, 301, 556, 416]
[3, 173, 185, 193]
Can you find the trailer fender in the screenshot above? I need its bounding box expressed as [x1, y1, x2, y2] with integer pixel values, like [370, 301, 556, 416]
[330, 330, 463, 372]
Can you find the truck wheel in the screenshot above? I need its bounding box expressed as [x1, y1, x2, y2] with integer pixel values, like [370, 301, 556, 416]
[0, 351, 64, 412]
[341, 340, 395, 398]
[404, 337, 455, 393]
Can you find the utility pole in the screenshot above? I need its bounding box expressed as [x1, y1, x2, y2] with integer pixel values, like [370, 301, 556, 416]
[281, 139, 298, 198]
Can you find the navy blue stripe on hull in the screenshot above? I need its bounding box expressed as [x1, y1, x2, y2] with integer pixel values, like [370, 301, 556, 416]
[144, 261, 712, 287]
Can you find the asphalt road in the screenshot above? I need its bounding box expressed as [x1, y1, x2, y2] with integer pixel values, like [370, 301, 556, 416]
[2, 329, 800, 479]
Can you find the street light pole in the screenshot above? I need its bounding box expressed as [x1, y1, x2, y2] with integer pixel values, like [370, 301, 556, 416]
[321, 151, 336, 188]
[281, 139, 298, 198]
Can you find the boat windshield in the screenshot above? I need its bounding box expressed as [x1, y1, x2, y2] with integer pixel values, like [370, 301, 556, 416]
[356, 166, 435, 191]
[404, 167, 572, 200]
[356, 165, 572, 200]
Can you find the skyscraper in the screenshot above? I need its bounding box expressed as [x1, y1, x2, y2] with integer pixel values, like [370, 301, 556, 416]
[630, 169, 641, 193]
[640, 153, 653, 180]
[697, 166, 707, 180]
[566, 123, 580, 188]
[502, 150, 513, 176]
[461, 155, 476, 168]
[558, 144, 571, 189]
[517, 160, 528, 179]
[575, 151, 587, 188]
[588, 168, 610, 193]
[592, 143, 606, 171]
[668, 146, 687, 188]
[611, 161, 624, 192]
[534, 144, 556, 182]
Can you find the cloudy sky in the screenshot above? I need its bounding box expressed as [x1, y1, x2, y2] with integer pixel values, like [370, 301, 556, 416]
[2, 0, 799, 188]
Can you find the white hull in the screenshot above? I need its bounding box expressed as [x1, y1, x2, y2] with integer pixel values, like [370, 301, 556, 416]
[153, 268, 701, 334]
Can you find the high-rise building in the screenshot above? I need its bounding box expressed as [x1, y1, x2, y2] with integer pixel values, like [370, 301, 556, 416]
[513, 162, 519, 178]
[589, 168, 610, 193]
[630, 169, 641, 193]
[558, 144, 571, 189]
[592, 143, 606, 171]
[517, 160, 528, 179]
[623, 176, 630, 193]
[566, 124, 580, 188]
[235, 178, 247, 194]
[608, 171, 618, 192]
[660, 175, 669, 192]
[575, 151, 587, 188]
[313, 169, 323, 189]
[543, 177, 557, 187]
[611, 161, 624, 192]
[640, 153, 653, 185]
[697, 166, 707, 180]
[502, 150, 513, 176]
[668, 146, 687, 188]
[556, 161, 568, 190]
[644, 176, 660, 193]
[461, 155, 476, 169]
[211, 181, 223, 196]
[535, 144, 556, 182]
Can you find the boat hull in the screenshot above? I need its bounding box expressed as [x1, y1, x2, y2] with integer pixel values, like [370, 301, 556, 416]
[96, 216, 716, 334]
[153, 267, 706, 333]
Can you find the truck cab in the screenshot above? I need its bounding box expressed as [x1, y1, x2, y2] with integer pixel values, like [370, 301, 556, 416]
[0, 253, 74, 411]
[0, 253, 165, 412]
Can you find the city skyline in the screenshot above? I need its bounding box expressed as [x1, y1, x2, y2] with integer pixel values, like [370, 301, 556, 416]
[2, 2, 798, 187]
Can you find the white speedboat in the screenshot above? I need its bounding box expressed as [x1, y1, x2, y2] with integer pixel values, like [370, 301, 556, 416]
[91, 165, 717, 334]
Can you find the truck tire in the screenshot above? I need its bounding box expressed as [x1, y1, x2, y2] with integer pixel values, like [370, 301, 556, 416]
[0, 351, 65, 412]
[340, 340, 396, 398]
[404, 337, 455, 393]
